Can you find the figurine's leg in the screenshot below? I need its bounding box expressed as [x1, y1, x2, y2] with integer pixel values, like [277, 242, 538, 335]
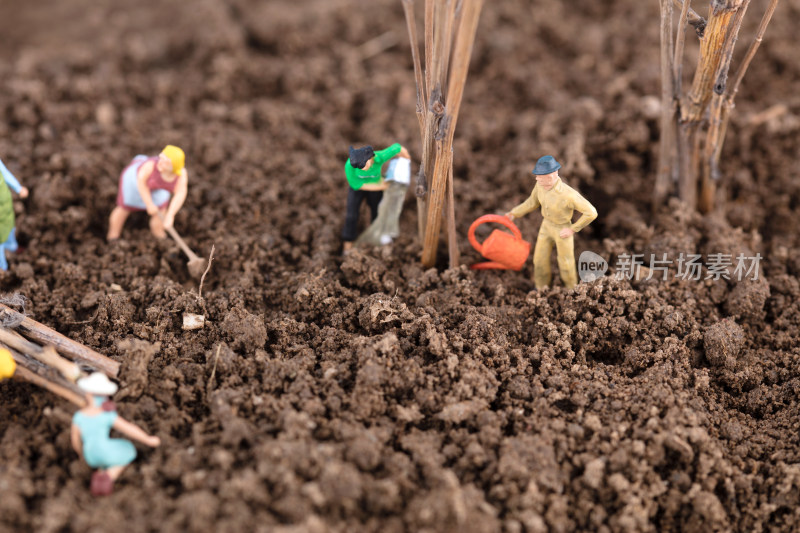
[532, 226, 555, 289]
[555, 229, 577, 289]
[366, 191, 383, 222]
[106, 465, 126, 481]
[0, 245, 7, 271]
[383, 183, 408, 239]
[90, 470, 115, 496]
[5, 228, 18, 253]
[342, 188, 364, 246]
[107, 207, 131, 240]
[149, 208, 167, 239]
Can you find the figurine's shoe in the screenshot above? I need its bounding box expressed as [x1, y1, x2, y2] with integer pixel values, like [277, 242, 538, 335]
[90, 471, 114, 496]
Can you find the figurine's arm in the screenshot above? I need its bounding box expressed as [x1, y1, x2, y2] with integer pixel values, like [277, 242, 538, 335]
[136, 161, 159, 216]
[0, 159, 28, 198]
[568, 190, 598, 233]
[373, 143, 402, 166]
[70, 423, 83, 455]
[507, 187, 540, 220]
[112, 417, 161, 448]
[163, 170, 188, 229]
[344, 161, 359, 189]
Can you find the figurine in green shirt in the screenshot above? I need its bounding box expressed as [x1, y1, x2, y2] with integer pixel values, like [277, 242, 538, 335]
[342, 143, 410, 252]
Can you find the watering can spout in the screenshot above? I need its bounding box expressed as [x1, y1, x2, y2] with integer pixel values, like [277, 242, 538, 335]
[468, 215, 531, 271]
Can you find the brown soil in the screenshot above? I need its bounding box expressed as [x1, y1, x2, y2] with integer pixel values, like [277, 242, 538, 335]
[2, 0, 800, 531]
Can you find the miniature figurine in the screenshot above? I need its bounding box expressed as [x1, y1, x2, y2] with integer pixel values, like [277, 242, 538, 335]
[0, 348, 15, 380]
[505, 155, 597, 289]
[356, 156, 412, 246]
[342, 143, 410, 252]
[107, 145, 188, 240]
[0, 158, 29, 270]
[71, 372, 160, 496]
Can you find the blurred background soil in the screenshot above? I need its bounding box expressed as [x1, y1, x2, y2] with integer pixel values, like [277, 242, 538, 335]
[1, 0, 800, 531]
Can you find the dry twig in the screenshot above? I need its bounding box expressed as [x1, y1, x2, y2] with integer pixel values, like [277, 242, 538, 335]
[0, 303, 119, 376]
[12, 364, 86, 406]
[654, 0, 676, 207]
[401, 0, 429, 242]
[198, 244, 216, 301]
[406, 0, 483, 268]
[656, 0, 779, 212]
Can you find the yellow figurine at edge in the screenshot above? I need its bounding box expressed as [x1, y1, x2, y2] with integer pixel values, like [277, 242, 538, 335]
[506, 156, 597, 290]
[0, 348, 16, 380]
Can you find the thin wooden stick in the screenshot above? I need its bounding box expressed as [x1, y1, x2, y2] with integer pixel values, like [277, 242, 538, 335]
[443, 0, 482, 133]
[699, 1, 750, 212]
[5, 344, 86, 406]
[359, 30, 399, 60]
[12, 366, 86, 406]
[725, 0, 778, 105]
[0, 327, 81, 381]
[436, 0, 458, 96]
[445, 151, 459, 269]
[421, 0, 482, 267]
[198, 244, 215, 300]
[424, 0, 434, 106]
[402, 0, 427, 134]
[417, 1, 450, 248]
[0, 303, 119, 377]
[679, 0, 748, 207]
[673, 0, 691, 95]
[402, 0, 430, 243]
[654, 0, 676, 207]
[709, 0, 779, 187]
[673, 0, 706, 35]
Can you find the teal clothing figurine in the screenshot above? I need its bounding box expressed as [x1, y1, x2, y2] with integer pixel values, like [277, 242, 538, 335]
[71, 373, 161, 496]
[0, 158, 29, 270]
[73, 409, 138, 468]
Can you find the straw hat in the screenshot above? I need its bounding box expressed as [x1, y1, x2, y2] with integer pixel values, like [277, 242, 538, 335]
[77, 372, 118, 396]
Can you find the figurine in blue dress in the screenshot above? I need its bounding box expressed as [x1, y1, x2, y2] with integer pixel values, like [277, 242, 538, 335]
[0, 158, 29, 270]
[71, 372, 161, 496]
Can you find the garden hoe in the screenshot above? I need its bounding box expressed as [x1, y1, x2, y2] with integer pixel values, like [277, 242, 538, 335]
[158, 214, 206, 279]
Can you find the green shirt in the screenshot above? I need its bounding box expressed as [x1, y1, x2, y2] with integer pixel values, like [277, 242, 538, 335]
[345, 143, 402, 190]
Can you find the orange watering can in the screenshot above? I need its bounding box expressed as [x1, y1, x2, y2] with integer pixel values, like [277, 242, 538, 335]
[468, 214, 531, 270]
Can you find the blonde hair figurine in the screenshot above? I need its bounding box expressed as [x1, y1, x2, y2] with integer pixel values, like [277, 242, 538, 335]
[107, 145, 188, 240]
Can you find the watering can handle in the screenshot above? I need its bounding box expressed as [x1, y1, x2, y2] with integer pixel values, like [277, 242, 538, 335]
[468, 214, 524, 254]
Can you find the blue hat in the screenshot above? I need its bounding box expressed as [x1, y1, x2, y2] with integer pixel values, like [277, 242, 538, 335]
[532, 155, 561, 175]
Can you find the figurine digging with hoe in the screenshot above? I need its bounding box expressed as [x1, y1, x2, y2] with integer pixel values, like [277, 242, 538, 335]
[107, 145, 206, 278]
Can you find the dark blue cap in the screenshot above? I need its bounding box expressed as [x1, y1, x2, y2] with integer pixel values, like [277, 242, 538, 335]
[532, 155, 561, 175]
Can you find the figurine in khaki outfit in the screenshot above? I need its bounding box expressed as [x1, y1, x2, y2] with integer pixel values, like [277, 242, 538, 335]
[506, 156, 597, 289]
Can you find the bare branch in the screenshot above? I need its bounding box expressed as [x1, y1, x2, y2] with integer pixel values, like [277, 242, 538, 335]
[673, 0, 706, 36]
[402, 0, 428, 135]
[655, 0, 676, 206]
[726, 0, 779, 105]
[421, 0, 483, 267]
[673, 0, 691, 97]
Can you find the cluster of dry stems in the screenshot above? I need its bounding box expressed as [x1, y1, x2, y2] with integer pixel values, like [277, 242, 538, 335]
[1, 302, 119, 406]
[401, 0, 484, 268]
[655, 0, 780, 213]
